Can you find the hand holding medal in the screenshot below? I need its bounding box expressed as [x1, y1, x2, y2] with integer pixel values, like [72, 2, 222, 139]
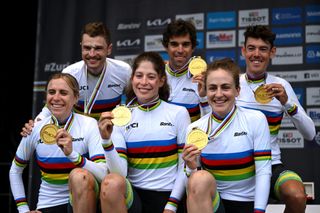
[111, 105, 132, 126]
[186, 128, 208, 150]
[254, 84, 272, 104]
[40, 124, 59, 145]
[188, 57, 207, 76]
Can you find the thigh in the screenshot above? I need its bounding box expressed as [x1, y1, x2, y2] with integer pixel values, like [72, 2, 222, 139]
[38, 203, 69, 213]
[221, 199, 253, 213]
[128, 183, 142, 213]
[134, 187, 170, 213]
[270, 164, 303, 200]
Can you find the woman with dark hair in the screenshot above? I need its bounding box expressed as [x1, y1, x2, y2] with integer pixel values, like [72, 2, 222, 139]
[99, 52, 190, 213]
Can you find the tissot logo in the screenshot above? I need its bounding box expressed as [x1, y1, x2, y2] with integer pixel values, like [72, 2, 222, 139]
[108, 84, 121, 88]
[182, 88, 195, 92]
[117, 39, 141, 47]
[147, 18, 171, 27]
[160, 122, 173, 126]
[126, 122, 138, 131]
[234, 131, 247, 136]
[117, 23, 141, 30]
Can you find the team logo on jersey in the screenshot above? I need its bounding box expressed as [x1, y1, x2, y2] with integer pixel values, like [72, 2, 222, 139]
[126, 122, 138, 131]
[182, 88, 196, 93]
[160, 122, 173, 126]
[72, 137, 84, 142]
[234, 131, 247, 137]
[108, 84, 121, 88]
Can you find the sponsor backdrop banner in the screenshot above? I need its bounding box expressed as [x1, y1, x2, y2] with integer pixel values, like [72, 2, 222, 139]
[31, 0, 320, 207]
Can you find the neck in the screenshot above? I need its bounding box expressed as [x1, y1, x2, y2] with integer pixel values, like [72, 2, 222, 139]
[137, 95, 160, 105]
[246, 71, 266, 80]
[87, 63, 105, 76]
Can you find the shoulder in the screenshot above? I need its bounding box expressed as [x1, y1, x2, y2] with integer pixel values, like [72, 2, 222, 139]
[267, 73, 291, 85]
[237, 106, 265, 120]
[74, 113, 98, 125]
[107, 58, 131, 70]
[188, 113, 210, 130]
[62, 61, 85, 75]
[163, 101, 189, 114]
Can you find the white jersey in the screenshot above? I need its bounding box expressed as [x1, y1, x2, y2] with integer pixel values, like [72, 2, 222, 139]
[166, 64, 210, 122]
[187, 106, 271, 211]
[9, 113, 116, 212]
[36, 58, 131, 120]
[237, 73, 315, 165]
[106, 100, 190, 212]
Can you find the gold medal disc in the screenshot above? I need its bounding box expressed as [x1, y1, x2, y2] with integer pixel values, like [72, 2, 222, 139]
[254, 85, 272, 104]
[111, 106, 132, 126]
[187, 129, 208, 150]
[188, 57, 207, 76]
[40, 124, 58, 145]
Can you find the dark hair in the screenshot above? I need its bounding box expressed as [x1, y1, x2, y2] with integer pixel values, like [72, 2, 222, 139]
[243, 25, 276, 48]
[162, 19, 197, 48]
[205, 58, 240, 90]
[46, 73, 79, 98]
[81, 22, 111, 45]
[126, 52, 170, 102]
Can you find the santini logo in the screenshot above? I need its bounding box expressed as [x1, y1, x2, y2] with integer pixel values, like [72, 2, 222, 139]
[234, 131, 247, 136]
[108, 84, 121, 88]
[160, 122, 173, 126]
[182, 88, 195, 92]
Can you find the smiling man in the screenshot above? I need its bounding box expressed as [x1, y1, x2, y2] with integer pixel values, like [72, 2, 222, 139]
[162, 19, 209, 122]
[237, 25, 316, 213]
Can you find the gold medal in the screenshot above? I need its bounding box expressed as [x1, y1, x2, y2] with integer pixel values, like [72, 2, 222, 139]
[188, 57, 207, 76]
[40, 124, 58, 145]
[187, 128, 208, 150]
[111, 106, 132, 126]
[254, 85, 272, 104]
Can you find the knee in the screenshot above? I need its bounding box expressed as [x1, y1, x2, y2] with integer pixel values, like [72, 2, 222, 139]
[187, 170, 215, 196]
[100, 173, 125, 201]
[280, 180, 306, 203]
[69, 168, 95, 193]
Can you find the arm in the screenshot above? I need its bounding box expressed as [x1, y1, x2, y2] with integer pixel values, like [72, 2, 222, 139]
[165, 109, 191, 212]
[99, 111, 127, 177]
[9, 137, 36, 213]
[193, 74, 211, 116]
[20, 106, 51, 137]
[252, 112, 272, 212]
[56, 123, 107, 183]
[265, 82, 315, 140]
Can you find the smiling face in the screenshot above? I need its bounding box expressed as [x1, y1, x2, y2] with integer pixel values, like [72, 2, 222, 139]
[131, 60, 165, 104]
[206, 68, 240, 118]
[242, 37, 276, 77]
[46, 78, 78, 123]
[81, 34, 112, 75]
[165, 34, 195, 70]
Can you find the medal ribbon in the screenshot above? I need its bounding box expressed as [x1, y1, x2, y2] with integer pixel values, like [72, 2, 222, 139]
[206, 105, 237, 140]
[51, 112, 75, 132]
[166, 56, 195, 77]
[84, 63, 107, 114]
[245, 73, 267, 92]
[126, 95, 161, 110]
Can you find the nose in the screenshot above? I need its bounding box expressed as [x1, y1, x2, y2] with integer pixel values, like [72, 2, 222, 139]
[89, 48, 96, 56]
[177, 44, 184, 52]
[141, 76, 148, 85]
[253, 48, 260, 56]
[215, 88, 223, 97]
